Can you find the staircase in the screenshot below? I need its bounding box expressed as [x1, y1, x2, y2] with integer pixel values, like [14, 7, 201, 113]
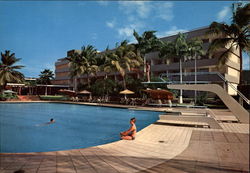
[167, 84, 249, 123]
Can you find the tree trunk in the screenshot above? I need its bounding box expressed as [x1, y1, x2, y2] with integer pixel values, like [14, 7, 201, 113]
[74, 76, 77, 92]
[87, 74, 90, 89]
[143, 55, 146, 73]
[122, 75, 126, 89]
[179, 58, 183, 104]
[239, 46, 243, 85]
[104, 74, 107, 97]
[194, 56, 197, 104]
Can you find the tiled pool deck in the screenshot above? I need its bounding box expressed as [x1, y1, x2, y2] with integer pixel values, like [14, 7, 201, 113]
[0, 102, 249, 173]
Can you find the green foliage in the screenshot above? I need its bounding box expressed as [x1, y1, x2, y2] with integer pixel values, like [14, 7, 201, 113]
[159, 33, 190, 62]
[39, 95, 69, 101]
[125, 76, 145, 96]
[233, 3, 250, 28]
[133, 30, 162, 56]
[186, 38, 205, 61]
[37, 69, 54, 85]
[103, 40, 143, 89]
[91, 78, 120, 96]
[207, 3, 250, 69]
[196, 92, 208, 106]
[0, 93, 18, 100]
[0, 50, 24, 90]
[66, 45, 98, 89]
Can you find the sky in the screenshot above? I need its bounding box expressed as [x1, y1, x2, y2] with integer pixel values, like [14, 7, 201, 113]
[0, 1, 249, 77]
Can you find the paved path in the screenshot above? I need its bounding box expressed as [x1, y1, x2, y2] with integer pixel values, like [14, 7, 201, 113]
[0, 104, 249, 173]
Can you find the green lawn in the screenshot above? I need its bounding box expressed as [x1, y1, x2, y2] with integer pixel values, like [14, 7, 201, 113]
[39, 95, 69, 101]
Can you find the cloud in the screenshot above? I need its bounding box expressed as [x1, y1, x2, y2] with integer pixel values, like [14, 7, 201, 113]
[109, 2, 174, 41]
[106, 20, 115, 28]
[117, 22, 144, 39]
[118, 27, 134, 38]
[113, 1, 174, 40]
[91, 33, 98, 40]
[118, 1, 173, 21]
[156, 2, 174, 21]
[77, 2, 85, 6]
[97, 1, 109, 6]
[217, 6, 231, 21]
[157, 26, 188, 38]
[118, 1, 151, 18]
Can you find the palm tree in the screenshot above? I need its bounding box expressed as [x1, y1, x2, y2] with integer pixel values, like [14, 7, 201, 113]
[66, 45, 98, 91]
[108, 40, 143, 89]
[66, 51, 82, 91]
[100, 47, 115, 78]
[159, 33, 189, 103]
[0, 50, 24, 91]
[80, 45, 99, 89]
[207, 3, 250, 84]
[37, 69, 54, 85]
[133, 30, 162, 74]
[187, 39, 205, 103]
[37, 69, 54, 95]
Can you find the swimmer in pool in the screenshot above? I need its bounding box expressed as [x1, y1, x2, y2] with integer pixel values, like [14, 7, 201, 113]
[120, 118, 137, 140]
[49, 118, 55, 123]
[35, 118, 55, 126]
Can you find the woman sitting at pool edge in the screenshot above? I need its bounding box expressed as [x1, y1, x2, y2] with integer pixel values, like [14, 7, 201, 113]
[120, 118, 137, 140]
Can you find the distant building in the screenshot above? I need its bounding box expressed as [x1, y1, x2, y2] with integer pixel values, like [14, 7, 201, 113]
[53, 26, 241, 96]
[6, 77, 69, 95]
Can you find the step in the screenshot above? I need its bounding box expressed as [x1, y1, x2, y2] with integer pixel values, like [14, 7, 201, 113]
[156, 120, 210, 128]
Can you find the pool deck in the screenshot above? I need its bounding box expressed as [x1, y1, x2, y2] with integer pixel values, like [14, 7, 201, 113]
[0, 102, 249, 173]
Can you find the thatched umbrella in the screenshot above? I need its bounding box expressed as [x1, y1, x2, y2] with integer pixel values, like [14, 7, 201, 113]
[77, 90, 92, 100]
[58, 89, 76, 97]
[78, 90, 91, 94]
[143, 89, 173, 100]
[119, 89, 134, 99]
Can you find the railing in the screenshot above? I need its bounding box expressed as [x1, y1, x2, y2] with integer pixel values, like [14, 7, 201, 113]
[158, 71, 250, 105]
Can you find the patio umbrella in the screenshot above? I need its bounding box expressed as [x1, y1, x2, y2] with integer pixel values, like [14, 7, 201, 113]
[119, 89, 134, 99]
[58, 89, 76, 97]
[3, 90, 17, 94]
[77, 90, 92, 100]
[78, 90, 91, 94]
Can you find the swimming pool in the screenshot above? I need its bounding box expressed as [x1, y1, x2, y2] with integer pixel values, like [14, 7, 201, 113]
[0, 103, 160, 153]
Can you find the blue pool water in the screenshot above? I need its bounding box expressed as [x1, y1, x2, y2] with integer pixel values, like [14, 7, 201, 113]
[0, 103, 160, 153]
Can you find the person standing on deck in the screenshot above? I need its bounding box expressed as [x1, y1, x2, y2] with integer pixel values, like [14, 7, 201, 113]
[146, 62, 151, 82]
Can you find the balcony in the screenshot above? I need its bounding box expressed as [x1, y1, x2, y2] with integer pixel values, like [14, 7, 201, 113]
[55, 59, 69, 66]
[151, 58, 218, 72]
[55, 67, 70, 73]
[54, 76, 71, 80]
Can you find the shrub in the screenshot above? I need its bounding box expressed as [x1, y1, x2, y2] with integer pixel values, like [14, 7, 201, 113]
[39, 95, 69, 101]
[0, 93, 18, 100]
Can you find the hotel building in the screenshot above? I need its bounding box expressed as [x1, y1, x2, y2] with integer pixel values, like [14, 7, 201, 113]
[53, 26, 241, 96]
